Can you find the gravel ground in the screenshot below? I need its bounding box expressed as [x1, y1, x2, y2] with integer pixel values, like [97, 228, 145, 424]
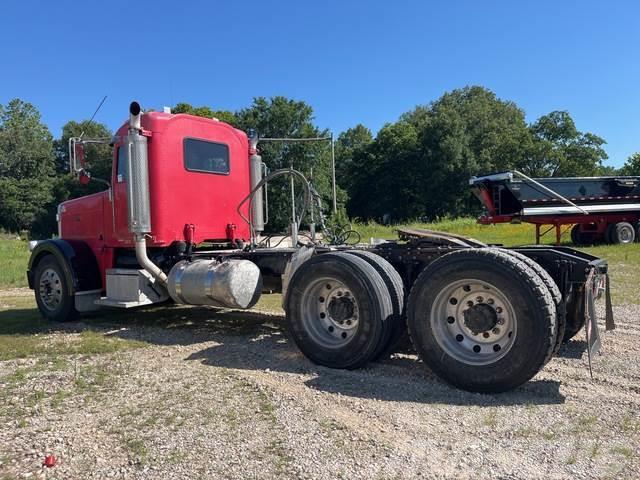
[0, 300, 638, 479]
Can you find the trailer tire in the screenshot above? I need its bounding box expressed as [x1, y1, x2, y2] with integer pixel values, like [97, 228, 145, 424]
[571, 225, 595, 246]
[498, 249, 564, 360]
[342, 250, 407, 358]
[605, 224, 616, 244]
[570, 225, 581, 245]
[33, 254, 78, 322]
[611, 222, 635, 244]
[407, 248, 556, 393]
[285, 252, 393, 370]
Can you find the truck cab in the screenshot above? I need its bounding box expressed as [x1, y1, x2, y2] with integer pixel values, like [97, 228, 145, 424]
[56, 111, 253, 289]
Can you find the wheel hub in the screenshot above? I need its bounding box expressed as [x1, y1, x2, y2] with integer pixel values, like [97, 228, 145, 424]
[327, 296, 355, 322]
[463, 303, 498, 334]
[38, 268, 63, 311]
[300, 277, 359, 349]
[430, 280, 517, 366]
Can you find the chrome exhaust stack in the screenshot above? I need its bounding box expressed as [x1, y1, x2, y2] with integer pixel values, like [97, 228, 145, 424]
[248, 130, 264, 236]
[126, 101, 168, 286]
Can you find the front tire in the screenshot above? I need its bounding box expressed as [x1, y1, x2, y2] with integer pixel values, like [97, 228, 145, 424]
[285, 252, 393, 369]
[33, 254, 78, 322]
[407, 248, 556, 393]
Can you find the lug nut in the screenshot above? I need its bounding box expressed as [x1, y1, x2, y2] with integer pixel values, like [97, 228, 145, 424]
[492, 328, 500, 335]
[497, 318, 505, 325]
[487, 298, 494, 305]
[482, 332, 490, 338]
[476, 296, 484, 303]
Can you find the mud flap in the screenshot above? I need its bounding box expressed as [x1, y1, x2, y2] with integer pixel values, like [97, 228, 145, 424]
[584, 270, 599, 378]
[584, 269, 617, 378]
[605, 273, 615, 332]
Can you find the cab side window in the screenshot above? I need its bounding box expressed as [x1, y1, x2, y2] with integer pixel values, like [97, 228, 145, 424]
[184, 138, 230, 175]
[116, 145, 127, 183]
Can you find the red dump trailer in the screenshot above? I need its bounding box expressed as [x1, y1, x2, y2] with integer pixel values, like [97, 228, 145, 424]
[26, 103, 614, 393]
[470, 171, 640, 245]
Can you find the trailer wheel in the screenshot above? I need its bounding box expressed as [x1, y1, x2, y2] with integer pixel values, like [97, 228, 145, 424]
[570, 225, 595, 245]
[605, 224, 616, 244]
[407, 248, 556, 393]
[33, 254, 78, 322]
[342, 250, 407, 358]
[285, 252, 393, 369]
[498, 249, 563, 360]
[570, 225, 580, 245]
[611, 222, 636, 244]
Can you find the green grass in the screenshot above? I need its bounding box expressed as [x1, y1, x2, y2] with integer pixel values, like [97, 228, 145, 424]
[0, 237, 31, 288]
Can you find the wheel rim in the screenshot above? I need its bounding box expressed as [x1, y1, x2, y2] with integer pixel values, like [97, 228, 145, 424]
[300, 276, 359, 349]
[430, 279, 517, 366]
[618, 225, 634, 243]
[38, 268, 63, 311]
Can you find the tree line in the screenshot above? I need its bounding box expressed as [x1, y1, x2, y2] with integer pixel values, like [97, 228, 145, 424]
[1, 86, 638, 237]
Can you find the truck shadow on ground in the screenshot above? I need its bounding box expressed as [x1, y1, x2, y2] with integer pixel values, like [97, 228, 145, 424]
[0, 303, 567, 406]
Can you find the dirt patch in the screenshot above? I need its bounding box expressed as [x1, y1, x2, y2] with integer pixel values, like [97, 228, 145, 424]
[0, 287, 31, 298]
[0, 303, 638, 479]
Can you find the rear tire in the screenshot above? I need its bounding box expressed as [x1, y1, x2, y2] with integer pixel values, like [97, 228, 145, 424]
[407, 248, 556, 393]
[33, 254, 78, 322]
[498, 249, 563, 360]
[285, 252, 393, 369]
[342, 250, 407, 358]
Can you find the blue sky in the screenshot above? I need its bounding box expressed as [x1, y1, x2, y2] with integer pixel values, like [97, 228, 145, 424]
[1, 0, 638, 167]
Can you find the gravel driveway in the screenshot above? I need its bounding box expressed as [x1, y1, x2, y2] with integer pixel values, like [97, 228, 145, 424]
[0, 301, 638, 479]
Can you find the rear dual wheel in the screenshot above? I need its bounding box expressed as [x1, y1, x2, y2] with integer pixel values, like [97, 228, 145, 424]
[285, 252, 396, 369]
[407, 248, 556, 393]
[497, 249, 564, 359]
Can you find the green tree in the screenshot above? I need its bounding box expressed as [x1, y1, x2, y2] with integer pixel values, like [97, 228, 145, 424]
[334, 124, 372, 190]
[524, 111, 608, 177]
[235, 96, 338, 232]
[346, 86, 533, 221]
[0, 99, 55, 233]
[619, 152, 640, 176]
[172, 102, 237, 125]
[347, 121, 423, 221]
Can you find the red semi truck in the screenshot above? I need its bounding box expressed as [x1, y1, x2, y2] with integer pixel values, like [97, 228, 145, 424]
[27, 102, 614, 393]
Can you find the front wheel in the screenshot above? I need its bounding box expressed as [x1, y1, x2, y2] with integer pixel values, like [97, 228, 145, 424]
[33, 254, 78, 322]
[407, 248, 556, 393]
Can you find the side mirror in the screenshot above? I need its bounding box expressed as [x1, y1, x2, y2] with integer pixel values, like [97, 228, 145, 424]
[68, 136, 112, 187]
[74, 142, 86, 170]
[79, 170, 91, 185]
